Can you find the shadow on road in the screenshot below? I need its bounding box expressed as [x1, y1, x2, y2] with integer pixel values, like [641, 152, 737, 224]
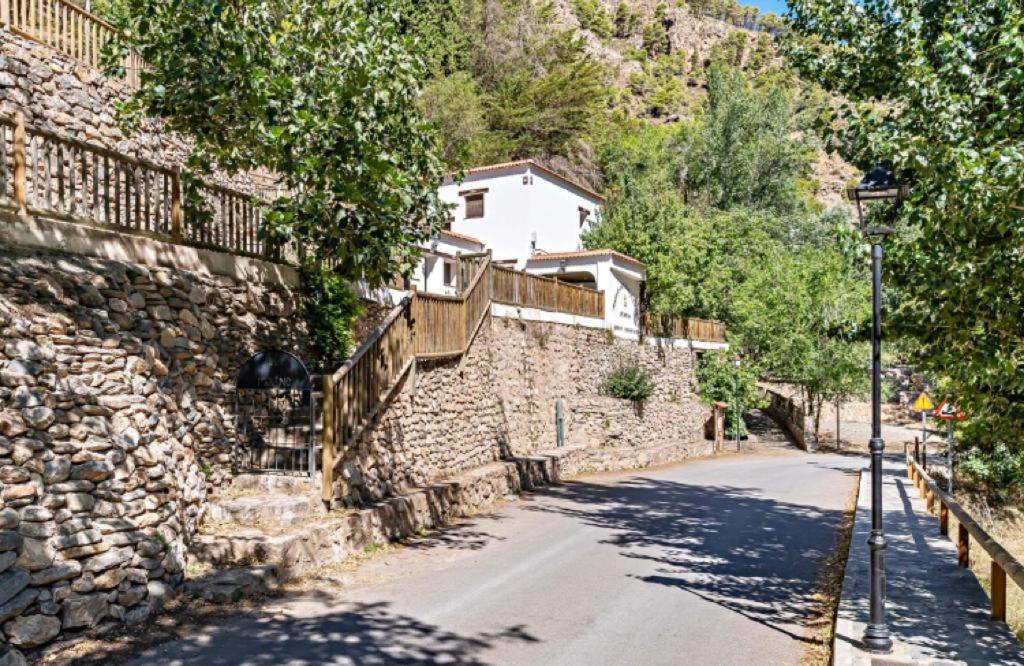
[527, 474, 848, 645]
[117, 598, 539, 666]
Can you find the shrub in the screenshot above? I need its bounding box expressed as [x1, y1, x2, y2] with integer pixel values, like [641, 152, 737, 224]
[605, 364, 656, 401]
[300, 262, 364, 373]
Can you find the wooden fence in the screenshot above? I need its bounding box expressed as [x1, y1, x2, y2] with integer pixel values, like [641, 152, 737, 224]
[321, 260, 495, 501]
[1, 0, 142, 88]
[906, 451, 1024, 623]
[0, 113, 283, 260]
[491, 264, 604, 319]
[643, 313, 727, 343]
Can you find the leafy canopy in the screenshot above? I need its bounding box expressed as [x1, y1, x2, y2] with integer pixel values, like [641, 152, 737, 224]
[784, 0, 1024, 457]
[104, 0, 448, 284]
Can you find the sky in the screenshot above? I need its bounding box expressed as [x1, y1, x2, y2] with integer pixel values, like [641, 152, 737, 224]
[747, 0, 789, 16]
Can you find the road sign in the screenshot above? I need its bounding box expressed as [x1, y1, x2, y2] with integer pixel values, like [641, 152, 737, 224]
[913, 392, 934, 412]
[934, 398, 965, 421]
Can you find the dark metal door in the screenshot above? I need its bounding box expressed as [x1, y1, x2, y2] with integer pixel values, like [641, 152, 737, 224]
[234, 350, 317, 476]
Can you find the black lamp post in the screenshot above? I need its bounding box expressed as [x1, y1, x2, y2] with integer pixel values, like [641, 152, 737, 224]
[848, 164, 908, 654]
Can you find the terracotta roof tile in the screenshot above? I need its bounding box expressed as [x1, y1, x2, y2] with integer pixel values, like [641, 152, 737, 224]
[525, 249, 645, 269]
[463, 160, 605, 203]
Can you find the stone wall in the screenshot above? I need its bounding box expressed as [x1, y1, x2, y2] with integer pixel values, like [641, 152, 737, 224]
[0, 30, 274, 194]
[0, 245, 305, 654]
[333, 313, 712, 506]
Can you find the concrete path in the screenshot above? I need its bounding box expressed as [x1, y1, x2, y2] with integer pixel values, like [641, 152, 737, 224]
[835, 459, 1024, 665]
[132, 448, 862, 666]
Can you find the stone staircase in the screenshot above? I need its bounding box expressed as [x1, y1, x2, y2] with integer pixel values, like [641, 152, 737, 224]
[743, 409, 798, 451]
[184, 457, 562, 602]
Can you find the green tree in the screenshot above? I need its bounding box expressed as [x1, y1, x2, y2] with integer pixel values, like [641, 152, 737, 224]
[681, 64, 811, 215]
[784, 0, 1024, 466]
[573, 0, 613, 38]
[613, 2, 640, 38]
[418, 73, 487, 166]
[698, 351, 761, 437]
[104, 0, 448, 284]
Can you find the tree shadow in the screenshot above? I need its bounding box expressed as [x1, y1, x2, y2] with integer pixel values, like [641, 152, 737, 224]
[524, 475, 850, 644]
[100, 598, 540, 665]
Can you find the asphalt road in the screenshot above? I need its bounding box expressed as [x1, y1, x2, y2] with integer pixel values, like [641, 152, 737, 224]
[131, 449, 861, 666]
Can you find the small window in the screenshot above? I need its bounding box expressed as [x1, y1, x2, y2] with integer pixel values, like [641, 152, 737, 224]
[579, 207, 591, 228]
[443, 260, 455, 286]
[465, 193, 485, 219]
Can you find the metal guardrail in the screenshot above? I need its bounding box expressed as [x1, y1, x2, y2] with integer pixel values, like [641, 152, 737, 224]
[906, 450, 1024, 622]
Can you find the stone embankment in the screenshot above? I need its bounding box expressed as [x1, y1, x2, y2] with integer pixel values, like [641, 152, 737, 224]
[0, 247, 304, 660]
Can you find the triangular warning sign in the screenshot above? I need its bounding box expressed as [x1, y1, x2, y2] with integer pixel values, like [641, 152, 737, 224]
[934, 398, 965, 421]
[913, 392, 934, 412]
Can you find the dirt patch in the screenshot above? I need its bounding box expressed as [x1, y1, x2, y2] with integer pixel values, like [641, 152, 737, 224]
[801, 472, 860, 665]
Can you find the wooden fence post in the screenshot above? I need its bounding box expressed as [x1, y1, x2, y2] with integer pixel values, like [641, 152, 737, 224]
[958, 523, 970, 568]
[170, 166, 183, 238]
[12, 112, 27, 214]
[940, 501, 949, 536]
[991, 561, 1007, 621]
[321, 374, 334, 506]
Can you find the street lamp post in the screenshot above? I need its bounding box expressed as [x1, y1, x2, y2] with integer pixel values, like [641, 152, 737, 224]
[848, 165, 908, 654]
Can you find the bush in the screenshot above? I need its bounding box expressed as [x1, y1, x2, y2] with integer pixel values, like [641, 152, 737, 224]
[605, 364, 656, 401]
[300, 262, 364, 373]
[960, 445, 1024, 497]
[697, 351, 761, 437]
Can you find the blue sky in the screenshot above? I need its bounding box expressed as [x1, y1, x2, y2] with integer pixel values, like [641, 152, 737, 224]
[747, 0, 789, 16]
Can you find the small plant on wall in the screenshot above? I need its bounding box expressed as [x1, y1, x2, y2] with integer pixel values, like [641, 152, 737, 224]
[300, 261, 364, 373]
[605, 364, 655, 402]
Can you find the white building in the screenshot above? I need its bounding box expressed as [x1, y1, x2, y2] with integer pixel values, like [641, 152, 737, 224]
[524, 249, 646, 339]
[438, 160, 605, 269]
[409, 229, 485, 296]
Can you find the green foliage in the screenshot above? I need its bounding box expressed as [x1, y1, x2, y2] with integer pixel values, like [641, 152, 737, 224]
[613, 2, 641, 38]
[642, 20, 671, 58]
[961, 446, 1024, 496]
[300, 263, 364, 372]
[709, 31, 747, 68]
[784, 0, 1024, 457]
[682, 64, 812, 215]
[573, 0, 613, 39]
[697, 352, 761, 437]
[418, 72, 487, 165]
[605, 364, 656, 402]
[412, 0, 610, 166]
[103, 0, 448, 284]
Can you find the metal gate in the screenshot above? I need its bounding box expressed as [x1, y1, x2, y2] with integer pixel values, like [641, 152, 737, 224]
[234, 350, 317, 476]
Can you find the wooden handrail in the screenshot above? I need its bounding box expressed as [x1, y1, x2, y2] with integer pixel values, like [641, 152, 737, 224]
[907, 452, 1024, 621]
[1, 112, 278, 260]
[330, 295, 412, 383]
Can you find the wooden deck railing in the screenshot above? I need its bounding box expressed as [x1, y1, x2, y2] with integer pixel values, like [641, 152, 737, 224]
[906, 451, 1024, 623]
[322, 259, 495, 501]
[643, 313, 727, 343]
[0, 113, 283, 260]
[1, 0, 142, 88]
[492, 264, 604, 319]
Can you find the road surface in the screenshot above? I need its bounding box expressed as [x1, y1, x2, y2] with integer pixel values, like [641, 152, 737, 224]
[132, 448, 861, 665]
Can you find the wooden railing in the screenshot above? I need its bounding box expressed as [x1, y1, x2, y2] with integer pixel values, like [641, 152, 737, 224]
[492, 264, 604, 319]
[0, 113, 283, 260]
[1, 0, 142, 88]
[643, 313, 727, 343]
[321, 259, 494, 501]
[906, 451, 1024, 623]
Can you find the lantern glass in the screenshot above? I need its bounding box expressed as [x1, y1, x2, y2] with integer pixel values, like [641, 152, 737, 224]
[848, 164, 907, 234]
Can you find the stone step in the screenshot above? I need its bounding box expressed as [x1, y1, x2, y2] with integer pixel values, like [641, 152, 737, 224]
[192, 461, 525, 581]
[227, 473, 316, 495]
[182, 565, 280, 604]
[204, 493, 325, 528]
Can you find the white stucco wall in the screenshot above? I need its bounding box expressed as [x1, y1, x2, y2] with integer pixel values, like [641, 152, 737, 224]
[525, 255, 645, 337]
[411, 233, 484, 296]
[438, 164, 603, 269]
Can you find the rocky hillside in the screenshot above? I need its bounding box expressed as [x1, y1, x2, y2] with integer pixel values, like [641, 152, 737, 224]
[551, 0, 856, 206]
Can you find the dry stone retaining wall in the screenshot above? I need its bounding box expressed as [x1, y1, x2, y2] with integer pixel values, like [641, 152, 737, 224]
[0, 30, 274, 195]
[333, 314, 712, 506]
[0, 246, 305, 656]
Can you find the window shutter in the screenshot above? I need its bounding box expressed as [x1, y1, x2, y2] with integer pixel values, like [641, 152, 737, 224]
[465, 194, 485, 219]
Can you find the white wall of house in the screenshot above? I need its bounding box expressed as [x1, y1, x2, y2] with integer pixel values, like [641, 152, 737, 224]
[438, 162, 604, 269]
[410, 233, 484, 296]
[525, 254, 645, 340]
